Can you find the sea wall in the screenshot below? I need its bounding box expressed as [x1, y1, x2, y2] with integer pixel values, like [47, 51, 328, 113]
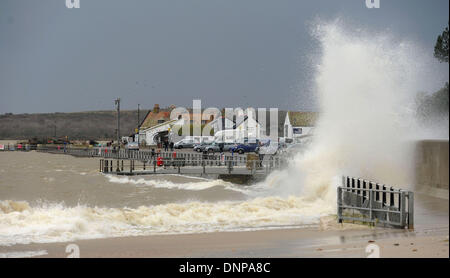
[414, 140, 449, 198]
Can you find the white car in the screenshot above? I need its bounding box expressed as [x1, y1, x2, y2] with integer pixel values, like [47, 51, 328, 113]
[125, 142, 139, 150]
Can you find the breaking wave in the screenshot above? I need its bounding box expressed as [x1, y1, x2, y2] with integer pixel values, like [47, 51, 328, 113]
[106, 175, 249, 193]
[0, 199, 329, 246]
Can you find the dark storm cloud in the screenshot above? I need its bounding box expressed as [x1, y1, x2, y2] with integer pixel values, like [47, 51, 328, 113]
[0, 0, 448, 113]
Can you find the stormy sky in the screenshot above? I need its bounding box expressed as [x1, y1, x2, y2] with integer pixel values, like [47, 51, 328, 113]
[0, 0, 448, 114]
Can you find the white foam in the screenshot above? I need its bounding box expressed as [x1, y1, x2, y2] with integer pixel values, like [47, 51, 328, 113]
[0, 250, 48, 258]
[0, 198, 328, 246]
[106, 175, 249, 193]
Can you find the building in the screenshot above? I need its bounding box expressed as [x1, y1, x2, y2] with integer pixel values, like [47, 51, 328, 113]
[138, 104, 175, 146]
[138, 104, 217, 146]
[283, 111, 318, 142]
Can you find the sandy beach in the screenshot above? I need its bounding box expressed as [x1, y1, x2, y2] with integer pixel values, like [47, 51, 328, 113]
[1, 224, 447, 258]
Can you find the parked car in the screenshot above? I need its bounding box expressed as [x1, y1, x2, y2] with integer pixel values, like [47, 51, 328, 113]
[204, 142, 237, 153]
[231, 142, 259, 154]
[125, 142, 139, 150]
[193, 142, 211, 152]
[174, 138, 195, 149]
[256, 140, 279, 155]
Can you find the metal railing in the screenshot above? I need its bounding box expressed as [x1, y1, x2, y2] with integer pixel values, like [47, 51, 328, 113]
[36, 145, 251, 164]
[0, 143, 33, 151]
[337, 176, 414, 229]
[99, 157, 284, 176]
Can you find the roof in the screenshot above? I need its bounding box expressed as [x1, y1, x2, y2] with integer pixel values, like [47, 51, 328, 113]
[209, 116, 235, 128]
[287, 111, 318, 127]
[139, 110, 171, 129]
[140, 119, 178, 131]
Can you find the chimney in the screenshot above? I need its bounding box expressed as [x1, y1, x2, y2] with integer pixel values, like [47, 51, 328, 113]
[153, 104, 160, 114]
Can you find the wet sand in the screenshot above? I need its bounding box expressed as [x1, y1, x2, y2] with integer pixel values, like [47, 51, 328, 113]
[1, 224, 447, 258]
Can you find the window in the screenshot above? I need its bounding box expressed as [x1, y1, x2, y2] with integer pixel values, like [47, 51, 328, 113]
[293, 128, 302, 135]
[157, 119, 165, 124]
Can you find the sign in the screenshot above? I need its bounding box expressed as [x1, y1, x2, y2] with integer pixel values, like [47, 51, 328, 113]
[0, 144, 4, 150]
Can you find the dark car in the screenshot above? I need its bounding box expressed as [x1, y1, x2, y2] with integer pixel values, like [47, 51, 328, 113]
[204, 142, 237, 153]
[193, 142, 211, 152]
[231, 142, 259, 154]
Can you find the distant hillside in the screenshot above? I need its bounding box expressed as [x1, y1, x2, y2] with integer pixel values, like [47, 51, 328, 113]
[0, 110, 148, 140]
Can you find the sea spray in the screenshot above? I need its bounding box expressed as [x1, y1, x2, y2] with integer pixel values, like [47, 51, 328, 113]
[274, 20, 442, 206]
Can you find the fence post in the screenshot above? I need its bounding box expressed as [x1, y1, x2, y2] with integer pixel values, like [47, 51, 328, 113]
[408, 192, 414, 230]
[400, 191, 406, 228]
[389, 187, 395, 207]
[369, 189, 373, 224]
[337, 187, 343, 223]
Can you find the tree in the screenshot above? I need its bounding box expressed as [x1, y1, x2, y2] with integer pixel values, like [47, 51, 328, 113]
[417, 82, 449, 122]
[434, 23, 449, 63]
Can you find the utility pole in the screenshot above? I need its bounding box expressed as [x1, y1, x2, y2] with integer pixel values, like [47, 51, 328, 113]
[137, 104, 140, 128]
[115, 98, 121, 148]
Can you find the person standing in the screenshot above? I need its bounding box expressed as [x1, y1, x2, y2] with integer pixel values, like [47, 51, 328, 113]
[169, 141, 174, 152]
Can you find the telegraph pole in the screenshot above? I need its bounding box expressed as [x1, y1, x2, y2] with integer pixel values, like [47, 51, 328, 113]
[137, 104, 140, 128]
[115, 98, 121, 148]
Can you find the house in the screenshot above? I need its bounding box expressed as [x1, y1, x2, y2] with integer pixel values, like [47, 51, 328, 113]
[138, 104, 176, 146]
[283, 111, 318, 142]
[209, 115, 234, 132]
[138, 105, 217, 146]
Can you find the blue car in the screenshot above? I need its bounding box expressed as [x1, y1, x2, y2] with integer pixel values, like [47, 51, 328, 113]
[231, 142, 259, 154]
